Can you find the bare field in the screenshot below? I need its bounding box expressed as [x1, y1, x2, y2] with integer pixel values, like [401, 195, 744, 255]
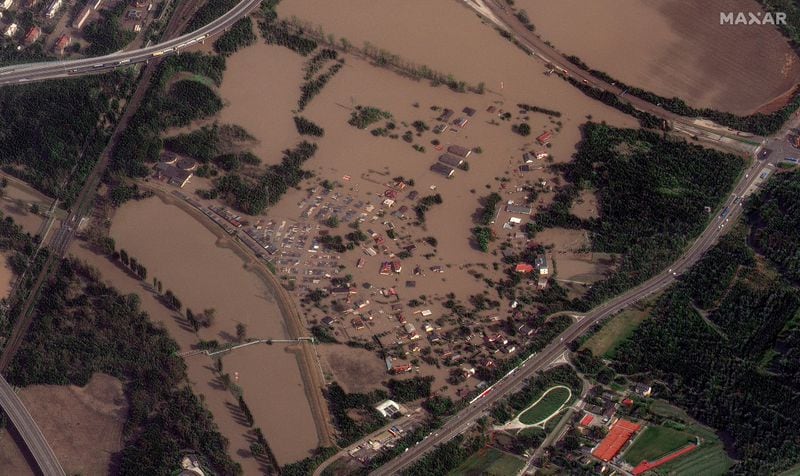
[516, 0, 800, 115]
[317, 344, 389, 393]
[0, 373, 126, 476]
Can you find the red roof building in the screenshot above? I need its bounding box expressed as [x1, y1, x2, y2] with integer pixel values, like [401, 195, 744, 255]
[23, 26, 41, 45]
[579, 414, 594, 427]
[592, 419, 641, 462]
[536, 131, 553, 145]
[515, 263, 534, 273]
[54, 33, 70, 53]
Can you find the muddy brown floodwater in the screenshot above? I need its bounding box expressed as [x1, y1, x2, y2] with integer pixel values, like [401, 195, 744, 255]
[516, 0, 800, 115]
[108, 197, 319, 465]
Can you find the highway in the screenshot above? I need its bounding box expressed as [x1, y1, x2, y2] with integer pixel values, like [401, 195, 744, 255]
[0, 1, 267, 474]
[0, 0, 262, 86]
[463, 0, 765, 154]
[372, 148, 774, 475]
[0, 377, 64, 475]
[369, 3, 796, 474]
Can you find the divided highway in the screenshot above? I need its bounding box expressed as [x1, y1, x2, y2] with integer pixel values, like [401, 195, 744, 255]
[0, 377, 64, 476]
[0, 0, 262, 86]
[372, 151, 774, 475]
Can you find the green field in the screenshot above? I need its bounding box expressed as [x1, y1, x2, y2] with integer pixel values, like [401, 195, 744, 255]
[623, 426, 694, 465]
[582, 300, 654, 357]
[448, 448, 525, 476]
[518, 386, 571, 425]
[655, 424, 733, 476]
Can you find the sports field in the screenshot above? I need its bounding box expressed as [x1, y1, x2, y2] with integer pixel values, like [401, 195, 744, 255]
[623, 426, 694, 465]
[518, 386, 571, 425]
[448, 448, 525, 476]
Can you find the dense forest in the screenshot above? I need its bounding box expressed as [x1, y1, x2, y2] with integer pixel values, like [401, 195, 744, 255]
[7, 259, 240, 475]
[0, 73, 131, 203]
[111, 53, 227, 177]
[84, 2, 136, 56]
[213, 17, 257, 56]
[746, 169, 800, 282]
[200, 141, 317, 214]
[542, 123, 744, 310]
[324, 382, 387, 446]
[609, 171, 800, 474]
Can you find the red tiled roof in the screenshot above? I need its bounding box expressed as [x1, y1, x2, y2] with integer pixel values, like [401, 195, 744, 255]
[579, 414, 594, 427]
[592, 419, 641, 462]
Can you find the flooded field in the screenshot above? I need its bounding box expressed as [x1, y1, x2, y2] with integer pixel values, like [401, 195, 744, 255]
[535, 228, 616, 293]
[0, 373, 126, 476]
[200, 0, 639, 400]
[106, 196, 320, 465]
[217, 45, 307, 163]
[517, 0, 800, 114]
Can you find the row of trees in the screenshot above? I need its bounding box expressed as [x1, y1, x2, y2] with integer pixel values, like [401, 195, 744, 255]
[566, 54, 800, 135]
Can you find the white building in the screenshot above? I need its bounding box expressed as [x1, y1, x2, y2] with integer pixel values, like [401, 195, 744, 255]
[4, 23, 17, 37]
[0, 0, 12, 11]
[45, 0, 63, 19]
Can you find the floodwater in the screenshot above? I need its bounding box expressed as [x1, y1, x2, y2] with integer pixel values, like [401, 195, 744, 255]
[214, 2, 638, 399]
[106, 196, 319, 464]
[217, 44, 307, 164]
[516, 0, 800, 114]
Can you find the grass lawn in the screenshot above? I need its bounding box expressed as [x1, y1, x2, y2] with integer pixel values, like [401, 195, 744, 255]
[582, 299, 655, 357]
[623, 426, 694, 465]
[518, 386, 571, 425]
[655, 424, 733, 476]
[448, 448, 525, 476]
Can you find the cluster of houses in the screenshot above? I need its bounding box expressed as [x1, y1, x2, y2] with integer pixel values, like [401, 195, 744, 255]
[515, 253, 550, 288]
[154, 153, 198, 188]
[430, 144, 472, 178]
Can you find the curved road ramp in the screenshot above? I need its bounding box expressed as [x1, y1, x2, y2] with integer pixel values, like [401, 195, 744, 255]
[0, 376, 65, 475]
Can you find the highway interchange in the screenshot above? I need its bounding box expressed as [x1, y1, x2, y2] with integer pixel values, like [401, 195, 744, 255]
[0, 1, 263, 475]
[0, 0, 792, 474]
[0, 0, 262, 86]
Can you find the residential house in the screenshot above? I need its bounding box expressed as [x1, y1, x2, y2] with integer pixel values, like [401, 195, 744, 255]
[438, 153, 464, 168]
[73, 5, 92, 28]
[535, 254, 549, 275]
[23, 26, 41, 45]
[633, 383, 652, 397]
[430, 163, 455, 178]
[515, 263, 534, 274]
[154, 162, 192, 188]
[447, 144, 472, 158]
[53, 33, 70, 53]
[536, 131, 553, 145]
[507, 204, 532, 215]
[438, 108, 454, 122]
[3, 22, 17, 38]
[45, 0, 63, 18]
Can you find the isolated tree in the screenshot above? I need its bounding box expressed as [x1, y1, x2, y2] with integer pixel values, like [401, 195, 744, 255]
[236, 323, 247, 343]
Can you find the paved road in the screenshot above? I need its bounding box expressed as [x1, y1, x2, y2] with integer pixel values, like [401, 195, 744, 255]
[0, 377, 64, 475]
[465, 0, 765, 153]
[0, 0, 261, 86]
[372, 137, 781, 475]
